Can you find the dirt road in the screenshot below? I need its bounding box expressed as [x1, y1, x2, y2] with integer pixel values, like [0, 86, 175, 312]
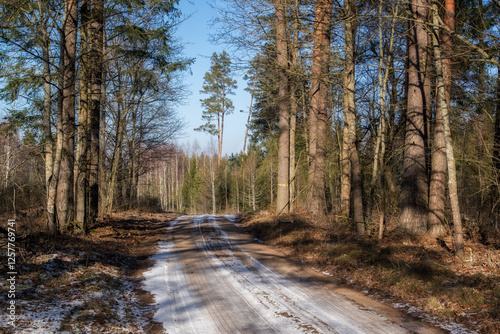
[143, 215, 442, 334]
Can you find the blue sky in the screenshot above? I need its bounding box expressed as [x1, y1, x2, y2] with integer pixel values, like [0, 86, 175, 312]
[176, 0, 252, 156]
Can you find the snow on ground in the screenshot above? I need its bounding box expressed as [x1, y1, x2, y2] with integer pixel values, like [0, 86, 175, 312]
[391, 303, 477, 334]
[142, 216, 219, 334]
[0, 249, 150, 333]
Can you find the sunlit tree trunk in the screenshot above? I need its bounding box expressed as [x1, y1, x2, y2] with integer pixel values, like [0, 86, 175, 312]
[57, 0, 78, 231]
[428, 1, 452, 237]
[342, 0, 364, 235]
[372, 1, 398, 239]
[399, 0, 429, 234]
[431, 2, 464, 257]
[308, 0, 332, 217]
[289, 1, 299, 212]
[41, 24, 53, 198]
[274, 0, 290, 214]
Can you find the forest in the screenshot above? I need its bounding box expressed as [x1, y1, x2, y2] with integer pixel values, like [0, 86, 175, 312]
[1, 0, 500, 332]
[1, 0, 500, 254]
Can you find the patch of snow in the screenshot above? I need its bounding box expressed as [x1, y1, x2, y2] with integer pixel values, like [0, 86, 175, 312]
[142, 239, 219, 334]
[224, 214, 237, 222]
[392, 302, 477, 334]
[167, 216, 187, 232]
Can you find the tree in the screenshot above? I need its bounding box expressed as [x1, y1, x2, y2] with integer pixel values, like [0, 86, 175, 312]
[428, 0, 455, 237]
[196, 51, 237, 165]
[430, 0, 464, 257]
[56, 0, 79, 231]
[342, 0, 364, 236]
[89, 0, 104, 225]
[274, 0, 290, 215]
[399, 0, 429, 235]
[308, 0, 332, 217]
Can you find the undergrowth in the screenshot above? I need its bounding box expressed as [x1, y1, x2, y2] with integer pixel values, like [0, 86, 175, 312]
[239, 210, 500, 334]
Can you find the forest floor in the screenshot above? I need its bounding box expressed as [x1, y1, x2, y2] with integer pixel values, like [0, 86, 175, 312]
[0, 211, 178, 333]
[0, 210, 498, 333]
[237, 210, 500, 334]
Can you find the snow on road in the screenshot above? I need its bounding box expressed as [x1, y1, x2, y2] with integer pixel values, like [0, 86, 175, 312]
[143, 215, 413, 333]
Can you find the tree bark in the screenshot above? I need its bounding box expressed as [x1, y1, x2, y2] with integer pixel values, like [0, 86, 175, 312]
[431, 2, 464, 257]
[428, 0, 453, 237]
[308, 0, 332, 217]
[494, 61, 500, 171]
[89, 0, 104, 225]
[399, 0, 429, 235]
[274, 0, 290, 215]
[41, 25, 53, 197]
[289, 1, 299, 212]
[57, 0, 78, 231]
[75, 0, 91, 229]
[47, 9, 68, 235]
[342, 0, 364, 235]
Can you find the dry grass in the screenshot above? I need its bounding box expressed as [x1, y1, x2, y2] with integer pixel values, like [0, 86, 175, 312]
[239, 210, 500, 334]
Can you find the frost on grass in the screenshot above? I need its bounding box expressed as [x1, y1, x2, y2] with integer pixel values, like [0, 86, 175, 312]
[0, 250, 150, 333]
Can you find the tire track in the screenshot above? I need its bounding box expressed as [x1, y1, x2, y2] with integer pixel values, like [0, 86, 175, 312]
[194, 215, 409, 334]
[144, 215, 424, 333]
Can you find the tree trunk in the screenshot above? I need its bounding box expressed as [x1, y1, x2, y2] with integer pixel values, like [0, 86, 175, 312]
[341, 124, 351, 217]
[308, 0, 332, 217]
[370, 0, 397, 227]
[494, 61, 500, 171]
[42, 28, 53, 197]
[75, 0, 91, 229]
[99, 44, 107, 215]
[106, 105, 125, 213]
[89, 0, 104, 224]
[343, 0, 364, 235]
[243, 76, 256, 155]
[289, 96, 297, 212]
[399, 0, 429, 235]
[211, 158, 216, 215]
[289, 1, 298, 211]
[57, 0, 78, 231]
[47, 112, 64, 235]
[428, 98, 447, 236]
[274, 0, 290, 215]
[431, 2, 464, 257]
[428, 0, 453, 237]
[47, 13, 68, 235]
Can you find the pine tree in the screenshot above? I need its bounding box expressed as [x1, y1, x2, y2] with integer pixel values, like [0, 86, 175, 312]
[196, 51, 237, 165]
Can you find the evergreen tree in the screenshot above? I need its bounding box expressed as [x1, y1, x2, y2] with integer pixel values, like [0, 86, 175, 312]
[196, 51, 237, 165]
